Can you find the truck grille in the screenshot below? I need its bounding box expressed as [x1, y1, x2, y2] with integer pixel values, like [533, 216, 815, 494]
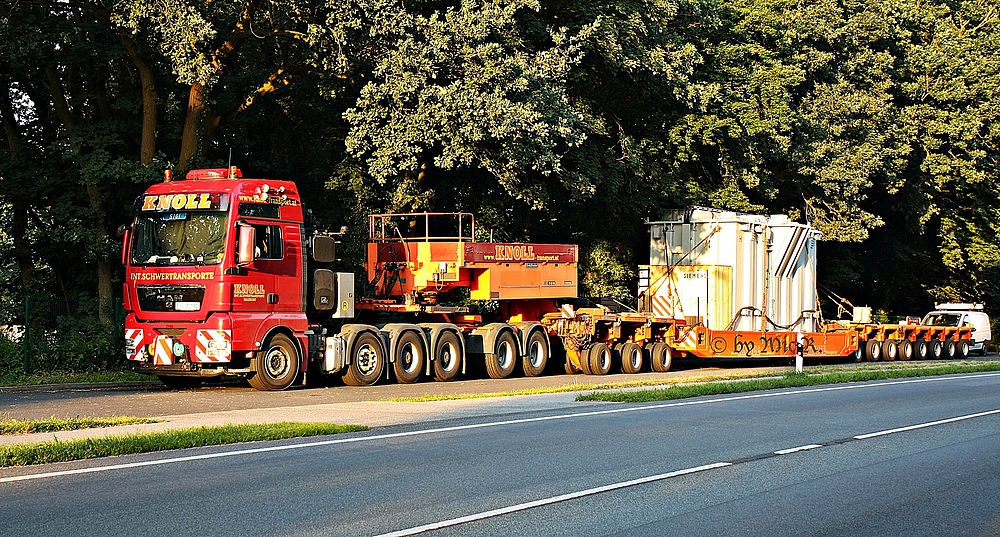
[136, 285, 206, 312]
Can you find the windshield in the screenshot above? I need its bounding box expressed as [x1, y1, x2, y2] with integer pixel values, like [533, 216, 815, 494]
[130, 212, 229, 266]
[921, 312, 962, 327]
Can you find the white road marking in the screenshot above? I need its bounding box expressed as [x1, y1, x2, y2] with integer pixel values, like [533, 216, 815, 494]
[372, 462, 733, 537]
[774, 444, 823, 455]
[3, 372, 1000, 484]
[854, 408, 1000, 440]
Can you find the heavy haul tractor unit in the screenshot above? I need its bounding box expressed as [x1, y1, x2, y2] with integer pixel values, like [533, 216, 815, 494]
[121, 167, 579, 390]
[121, 169, 973, 390]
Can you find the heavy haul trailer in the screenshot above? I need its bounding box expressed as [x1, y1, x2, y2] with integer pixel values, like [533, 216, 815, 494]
[543, 206, 971, 370]
[542, 207, 973, 373]
[121, 168, 582, 390]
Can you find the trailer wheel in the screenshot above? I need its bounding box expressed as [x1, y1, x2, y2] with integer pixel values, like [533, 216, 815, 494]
[914, 339, 928, 360]
[943, 339, 957, 360]
[956, 339, 970, 359]
[249, 333, 299, 391]
[898, 340, 914, 361]
[393, 331, 425, 384]
[522, 330, 549, 377]
[929, 339, 943, 360]
[343, 332, 385, 386]
[588, 343, 612, 375]
[159, 376, 202, 390]
[864, 339, 881, 362]
[881, 340, 898, 361]
[433, 331, 462, 382]
[620, 342, 643, 374]
[485, 331, 517, 379]
[650, 343, 673, 372]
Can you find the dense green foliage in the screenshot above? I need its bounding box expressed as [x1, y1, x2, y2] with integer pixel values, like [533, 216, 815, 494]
[1, 0, 998, 373]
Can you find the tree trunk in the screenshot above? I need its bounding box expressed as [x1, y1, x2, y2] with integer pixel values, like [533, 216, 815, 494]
[1, 86, 38, 295]
[178, 83, 206, 174]
[118, 29, 158, 166]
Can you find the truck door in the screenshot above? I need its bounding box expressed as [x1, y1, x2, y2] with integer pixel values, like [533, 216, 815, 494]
[245, 221, 302, 313]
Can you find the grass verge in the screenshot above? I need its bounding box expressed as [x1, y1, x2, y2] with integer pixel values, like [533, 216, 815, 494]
[577, 361, 1000, 403]
[0, 370, 157, 387]
[0, 422, 368, 467]
[1, 416, 160, 435]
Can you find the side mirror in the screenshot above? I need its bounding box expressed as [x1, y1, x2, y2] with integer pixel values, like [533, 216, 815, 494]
[312, 235, 337, 263]
[119, 223, 131, 266]
[238, 225, 255, 265]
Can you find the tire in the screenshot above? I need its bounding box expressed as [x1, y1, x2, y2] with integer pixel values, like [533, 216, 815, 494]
[620, 342, 643, 374]
[485, 330, 517, 379]
[981, 340, 990, 356]
[650, 343, 673, 372]
[159, 376, 202, 390]
[943, 339, 957, 360]
[881, 339, 898, 361]
[864, 339, 881, 362]
[432, 331, 462, 382]
[898, 340, 914, 361]
[343, 332, 385, 386]
[929, 339, 943, 360]
[914, 339, 928, 360]
[249, 333, 300, 391]
[393, 331, 425, 384]
[956, 339, 970, 359]
[588, 342, 612, 375]
[522, 330, 549, 377]
[564, 354, 579, 375]
[577, 348, 593, 375]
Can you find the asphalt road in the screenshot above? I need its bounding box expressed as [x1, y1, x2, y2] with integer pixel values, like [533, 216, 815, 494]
[0, 360, 788, 420]
[3, 371, 1000, 536]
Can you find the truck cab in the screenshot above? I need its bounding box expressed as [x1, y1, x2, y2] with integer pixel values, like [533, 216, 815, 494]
[121, 167, 309, 389]
[921, 303, 991, 355]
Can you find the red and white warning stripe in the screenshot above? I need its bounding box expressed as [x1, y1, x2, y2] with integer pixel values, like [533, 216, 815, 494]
[153, 337, 174, 365]
[195, 330, 232, 362]
[125, 329, 144, 361]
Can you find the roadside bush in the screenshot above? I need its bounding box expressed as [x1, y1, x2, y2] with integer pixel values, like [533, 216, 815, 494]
[0, 296, 126, 383]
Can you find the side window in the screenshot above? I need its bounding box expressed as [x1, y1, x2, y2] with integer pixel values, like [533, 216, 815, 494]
[253, 224, 283, 260]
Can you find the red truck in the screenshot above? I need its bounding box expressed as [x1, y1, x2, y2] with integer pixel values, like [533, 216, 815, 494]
[121, 167, 580, 389]
[121, 169, 973, 390]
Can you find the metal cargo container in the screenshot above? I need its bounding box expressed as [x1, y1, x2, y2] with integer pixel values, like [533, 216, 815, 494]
[639, 207, 822, 331]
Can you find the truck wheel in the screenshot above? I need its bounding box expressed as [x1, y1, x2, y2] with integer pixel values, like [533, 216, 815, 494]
[929, 339, 943, 359]
[943, 339, 957, 359]
[249, 333, 299, 391]
[898, 340, 914, 361]
[981, 340, 990, 356]
[864, 339, 881, 361]
[956, 339, 970, 359]
[588, 343, 612, 375]
[522, 330, 549, 377]
[650, 343, 672, 372]
[620, 342, 643, 374]
[881, 340, 898, 361]
[485, 331, 517, 379]
[343, 332, 384, 386]
[914, 339, 928, 360]
[159, 376, 202, 390]
[433, 331, 462, 382]
[393, 331, 425, 384]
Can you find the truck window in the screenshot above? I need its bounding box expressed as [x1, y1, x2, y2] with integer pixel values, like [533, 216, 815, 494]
[253, 224, 283, 260]
[130, 212, 228, 265]
[922, 312, 961, 327]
